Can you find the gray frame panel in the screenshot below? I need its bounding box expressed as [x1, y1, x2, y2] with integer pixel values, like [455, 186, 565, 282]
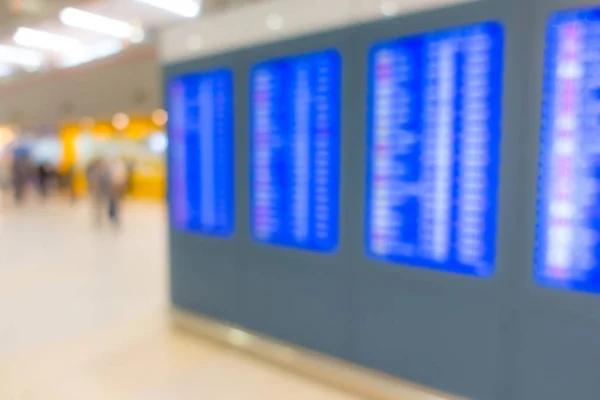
[346, 2, 517, 398]
[165, 0, 600, 398]
[512, 0, 600, 399]
[232, 29, 356, 359]
[165, 51, 249, 326]
[165, 28, 357, 359]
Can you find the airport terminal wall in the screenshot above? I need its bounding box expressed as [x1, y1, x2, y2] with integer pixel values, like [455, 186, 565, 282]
[165, 0, 600, 398]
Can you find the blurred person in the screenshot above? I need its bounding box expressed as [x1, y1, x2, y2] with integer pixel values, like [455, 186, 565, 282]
[106, 156, 128, 227]
[12, 153, 33, 205]
[36, 162, 53, 199]
[87, 157, 128, 227]
[86, 158, 106, 226]
[125, 159, 136, 195]
[0, 153, 11, 205]
[65, 165, 77, 203]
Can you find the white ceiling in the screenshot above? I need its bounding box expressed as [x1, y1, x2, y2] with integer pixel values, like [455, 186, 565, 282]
[3, 0, 202, 46]
[0, 0, 254, 79]
[31, 0, 196, 43]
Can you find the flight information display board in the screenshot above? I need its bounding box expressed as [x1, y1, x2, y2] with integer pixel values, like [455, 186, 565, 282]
[250, 50, 341, 252]
[365, 22, 504, 276]
[168, 68, 235, 237]
[535, 7, 600, 293]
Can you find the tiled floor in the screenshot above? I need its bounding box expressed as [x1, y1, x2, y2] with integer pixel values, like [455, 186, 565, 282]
[0, 198, 364, 400]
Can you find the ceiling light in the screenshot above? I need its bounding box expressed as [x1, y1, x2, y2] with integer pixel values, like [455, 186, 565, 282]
[380, 1, 400, 17]
[152, 109, 168, 126]
[0, 44, 44, 68]
[135, 0, 201, 18]
[130, 28, 146, 43]
[59, 39, 123, 68]
[13, 27, 80, 53]
[112, 113, 130, 130]
[147, 132, 168, 153]
[0, 63, 14, 77]
[60, 7, 138, 40]
[266, 13, 284, 31]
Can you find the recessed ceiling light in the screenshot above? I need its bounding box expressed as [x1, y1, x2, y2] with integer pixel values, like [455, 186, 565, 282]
[148, 132, 168, 153]
[0, 44, 43, 68]
[135, 0, 201, 18]
[60, 7, 138, 40]
[59, 39, 123, 68]
[380, 1, 400, 17]
[152, 109, 168, 126]
[13, 27, 80, 53]
[0, 63, 14, 77]
[266, 13, 284, 31]
[131, 28, 146, 44]
[112, 113, 130, 130]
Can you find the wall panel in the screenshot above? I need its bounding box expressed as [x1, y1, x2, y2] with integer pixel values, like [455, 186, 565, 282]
[165, 0, 600, 398]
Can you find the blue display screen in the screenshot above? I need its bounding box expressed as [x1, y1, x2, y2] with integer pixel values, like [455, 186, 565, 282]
[535, 8, 600, 293]
[250, 50, 341, 252]
[365, 22, 504, 277]
[168, 68, 235, 236]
